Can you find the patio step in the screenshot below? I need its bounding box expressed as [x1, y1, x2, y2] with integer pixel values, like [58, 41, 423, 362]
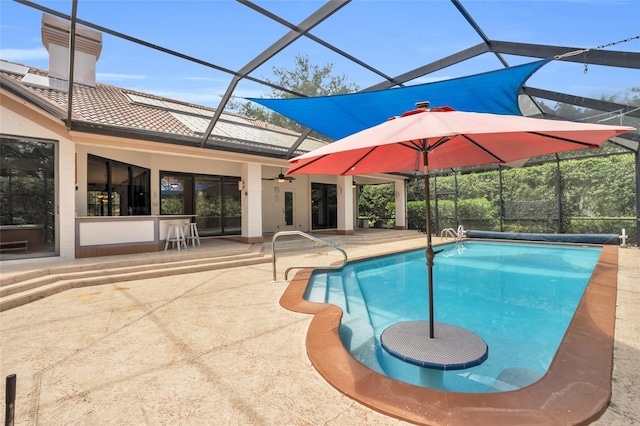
[0, 230, 427, 311]
[0, 243, 257, 287]
[0, 250, 268, 311]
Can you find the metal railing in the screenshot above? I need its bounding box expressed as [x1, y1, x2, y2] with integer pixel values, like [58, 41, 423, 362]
[440, 225, 465, 241]
[440, 225, 466, 250]
[271, 231, 348, 281]
[440, 228, 458, 240]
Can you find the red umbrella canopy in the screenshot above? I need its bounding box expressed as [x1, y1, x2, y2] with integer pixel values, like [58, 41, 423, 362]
[287, 107, 636, 176]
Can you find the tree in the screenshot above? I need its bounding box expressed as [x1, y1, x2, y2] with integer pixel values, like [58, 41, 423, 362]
[229, 54, 360, 135]
[601, 87, 640, 106]
[358, 183, 394, 227]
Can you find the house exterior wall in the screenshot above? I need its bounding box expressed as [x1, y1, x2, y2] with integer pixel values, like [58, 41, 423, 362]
[241, 162, 263, 243]
[2, 89, 406, 260]
[261, 177, 282, 234]
[395, 180, 407, 229]
[261, 166, 312, 234]
[1, 92, 76, 258]
[337, 175, 354, 235]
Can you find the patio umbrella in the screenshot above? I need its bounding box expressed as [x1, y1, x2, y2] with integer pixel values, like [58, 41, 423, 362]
[287, 104, 635, 338]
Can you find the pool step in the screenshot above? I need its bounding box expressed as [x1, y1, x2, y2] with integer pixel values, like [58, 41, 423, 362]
[308, 269, 384, 374]
[326, 275, 346, 308]
[309, 269, 371, 322]
[340, 313, 384, 374]
[490, 367, 545, 392]
[304, 274, 328, 303]
[0, 250, 268, 311]
[342, 269, 370, 321]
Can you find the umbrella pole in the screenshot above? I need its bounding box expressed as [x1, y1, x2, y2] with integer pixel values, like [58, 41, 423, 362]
[424, 151, 435, 339]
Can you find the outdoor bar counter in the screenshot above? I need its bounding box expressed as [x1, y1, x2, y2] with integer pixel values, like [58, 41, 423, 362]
[75, 215, 195, 258]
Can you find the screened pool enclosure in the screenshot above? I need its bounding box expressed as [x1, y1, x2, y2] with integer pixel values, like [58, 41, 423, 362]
[4, 0, 639, 247]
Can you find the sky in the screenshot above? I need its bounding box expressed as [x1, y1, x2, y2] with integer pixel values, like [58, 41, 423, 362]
[1, 0, 639, 109]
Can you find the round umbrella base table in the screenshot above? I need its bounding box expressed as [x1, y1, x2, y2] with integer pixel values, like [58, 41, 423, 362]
[380, 321, 488, 370]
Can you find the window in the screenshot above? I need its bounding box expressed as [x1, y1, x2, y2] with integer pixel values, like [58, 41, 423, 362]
[0, 137, 55, 256]
[87, 155, 150, 216]
[284, 191, 293, 226]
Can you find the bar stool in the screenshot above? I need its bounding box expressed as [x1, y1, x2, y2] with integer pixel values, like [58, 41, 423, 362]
[184, 222, 201, 247]
[165, 223, 187, 250]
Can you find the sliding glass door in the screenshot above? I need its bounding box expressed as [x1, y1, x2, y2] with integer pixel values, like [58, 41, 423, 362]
[161, 172, 241, 236]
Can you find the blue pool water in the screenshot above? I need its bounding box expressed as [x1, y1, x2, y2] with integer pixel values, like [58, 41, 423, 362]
[304, 241, 602, 393]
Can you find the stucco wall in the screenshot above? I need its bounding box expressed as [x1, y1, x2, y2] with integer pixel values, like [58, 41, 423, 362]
[1, 92, 76, 258]
[2, 89, 405, 259]
[261, 170, 312, 234]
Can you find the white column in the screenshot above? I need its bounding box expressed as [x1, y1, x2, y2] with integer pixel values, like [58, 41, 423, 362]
[58, 139, 76, 258]
[395, 179, 407, 230]
[149, 159, 161, 216]
[337, 175, 354, 235]
[241, 162, 263, 243]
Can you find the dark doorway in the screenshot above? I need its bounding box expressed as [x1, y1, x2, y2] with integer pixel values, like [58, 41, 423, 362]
[311, 183, 337, 230]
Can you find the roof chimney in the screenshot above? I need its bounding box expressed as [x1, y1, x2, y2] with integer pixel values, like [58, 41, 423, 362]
[41, 14, 102, 87]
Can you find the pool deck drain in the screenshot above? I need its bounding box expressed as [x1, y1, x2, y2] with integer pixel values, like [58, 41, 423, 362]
[380, 321, 488, 370]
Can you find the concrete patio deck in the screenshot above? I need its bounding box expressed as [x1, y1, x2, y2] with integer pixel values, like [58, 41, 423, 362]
[0, 233, 638, 425]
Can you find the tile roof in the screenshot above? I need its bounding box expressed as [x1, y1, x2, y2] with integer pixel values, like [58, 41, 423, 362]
[0, 60, 327, 157]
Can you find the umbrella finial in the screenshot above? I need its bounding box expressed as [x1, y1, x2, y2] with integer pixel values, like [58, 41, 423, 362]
[416, 101, 430, 110]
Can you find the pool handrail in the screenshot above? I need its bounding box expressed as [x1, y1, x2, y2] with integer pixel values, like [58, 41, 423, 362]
[271, 230, 348, 281]
[440, 228, 457, 240]
[440, 225, 466, 241]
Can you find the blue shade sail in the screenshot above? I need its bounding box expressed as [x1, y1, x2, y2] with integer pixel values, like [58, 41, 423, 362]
[247, 59, 550, 140]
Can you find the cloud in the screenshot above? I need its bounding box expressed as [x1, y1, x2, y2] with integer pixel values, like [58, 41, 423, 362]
[0, 47, 48, 62]
[182, 76, 228, 83]
[97, 72, 147, 81]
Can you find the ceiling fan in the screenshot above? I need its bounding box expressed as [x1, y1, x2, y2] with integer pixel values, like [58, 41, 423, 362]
[263, 168, 295, 182]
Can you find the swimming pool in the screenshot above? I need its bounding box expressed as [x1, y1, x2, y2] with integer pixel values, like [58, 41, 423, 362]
[303, 241, 602, 393]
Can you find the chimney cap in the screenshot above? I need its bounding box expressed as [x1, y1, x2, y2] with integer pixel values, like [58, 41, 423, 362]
[41, 13, 102, 59]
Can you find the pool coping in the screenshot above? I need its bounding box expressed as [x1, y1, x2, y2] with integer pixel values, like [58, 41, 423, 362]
[280, 242, 618, 426]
